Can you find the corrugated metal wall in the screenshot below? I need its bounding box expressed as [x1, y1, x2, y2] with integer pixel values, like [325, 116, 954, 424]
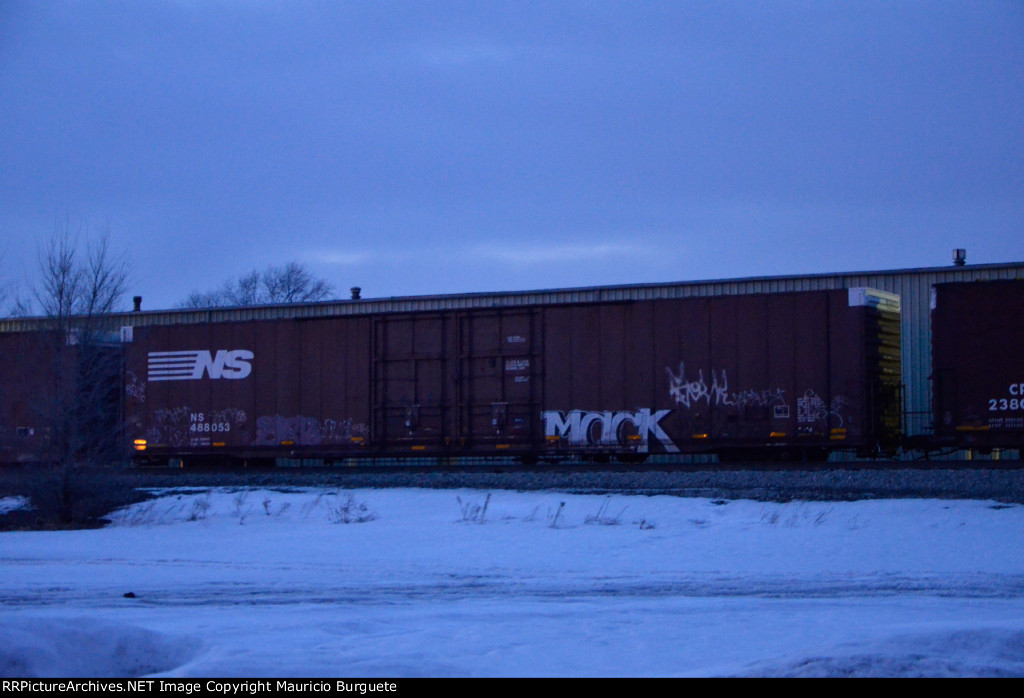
[5, 261, 1024, 442]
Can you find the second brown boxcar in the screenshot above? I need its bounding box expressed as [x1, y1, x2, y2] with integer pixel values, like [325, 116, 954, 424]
[535, 288, 901, 461]
[126, 287, 901, 464]
[932, 279, 1024, 453]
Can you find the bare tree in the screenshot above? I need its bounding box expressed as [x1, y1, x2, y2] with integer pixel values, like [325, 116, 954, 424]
[79, 234, 129, 318]
[178, 290, 221, 309]
[263, 262, 334, 304]
[35, 228, 81, 322]
[179, 261, 335, 308]
[21, 221, 132, 524]
[28, 221, 129, 471]
[0, 248, 9, 312]
[26, 220, 129, 321]
[0, 221, 144, 527]
[223, 269, 264, 305]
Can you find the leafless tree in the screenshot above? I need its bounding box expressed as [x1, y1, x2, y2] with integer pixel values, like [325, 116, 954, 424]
[0, 249, 8, 312]
[263, 262, 334, 304]
[223, 269, 264, 305]
[179, 261, 335, 308]
[79, 233, 129, 318]
[178, 290, 221, 309]
[18, 220, 132, 523]
[25, 221, 127, 472]
[35, 229, 81, 322]
[24, 220, 129, 321]
[0, 220, 140, 527]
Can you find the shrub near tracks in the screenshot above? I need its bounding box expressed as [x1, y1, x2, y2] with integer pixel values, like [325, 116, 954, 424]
[0, 464, 153, 530]
[4, 462, 1022, 531]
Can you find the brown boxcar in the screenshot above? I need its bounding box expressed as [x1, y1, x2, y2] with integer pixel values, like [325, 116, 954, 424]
[0, 331, 57, 463]
[534, 288, 901, 460]
[126, 316, 374, 465]
[0, 329, 123, 465]
[125, 287, 900, 464]
[932, 279, 1024, 452]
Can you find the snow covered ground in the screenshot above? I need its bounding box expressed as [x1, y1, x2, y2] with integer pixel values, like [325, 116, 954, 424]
[2, 487, 1023, 677]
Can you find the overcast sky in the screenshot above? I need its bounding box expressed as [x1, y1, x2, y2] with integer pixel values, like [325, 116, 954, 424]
[1, 1, 1022, 310]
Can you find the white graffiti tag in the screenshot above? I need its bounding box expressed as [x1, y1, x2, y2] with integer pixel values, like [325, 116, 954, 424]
[731, 388, 787, 409]
[124, 370, 146, 403]
[665, 363, 731, 408]
[666, 362, 789, 413]
[797, 389, 848, 427]
[253, 415, 369, 446]
[541, 408, 680, 453]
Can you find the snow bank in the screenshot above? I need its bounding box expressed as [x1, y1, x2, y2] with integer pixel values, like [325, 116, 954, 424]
[0, 497, 29, 515]
[731, 628, 1024, 677]
[2, 488, 1024, 677]
[0, 617, 196, 678]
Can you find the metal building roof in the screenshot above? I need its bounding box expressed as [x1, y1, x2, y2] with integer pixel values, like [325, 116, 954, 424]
[3, 260, 1023, 329]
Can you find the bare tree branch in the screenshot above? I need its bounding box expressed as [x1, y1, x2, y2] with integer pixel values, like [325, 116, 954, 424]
[0, 248, 8, 312]
[80, 231, 129, 318]
[264, 261, 334, 304]
[225, 270, 264, 306]
[179, 290, 222, 309]
[23, 218, 130, 320]
[34, 219, 83, 323]
[25, 218, 132, 471]
[179, 261, 335, 308]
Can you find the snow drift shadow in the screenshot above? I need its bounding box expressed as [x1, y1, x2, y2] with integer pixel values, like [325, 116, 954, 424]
[731, 628, 1024, 677]
[0, 617, 197, 678]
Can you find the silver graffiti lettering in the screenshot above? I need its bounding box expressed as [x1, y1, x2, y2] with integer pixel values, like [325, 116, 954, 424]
[731, 388, 787, 409]
[667, 362, 790, 414]
[124, 371, 146, 403]
[253, 415, 369, 446]
[666, 363, 732, 408]
[797, 389, 848, 427]
[541, 408, 679, 453]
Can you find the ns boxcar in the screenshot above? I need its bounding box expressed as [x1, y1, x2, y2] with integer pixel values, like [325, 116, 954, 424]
[932, 279, 1024, 453]
[125, 287, 902, 464]
[0, 328, 123, 465]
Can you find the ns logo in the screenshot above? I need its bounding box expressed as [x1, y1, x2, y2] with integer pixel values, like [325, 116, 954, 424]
[147, 350, 254, 381]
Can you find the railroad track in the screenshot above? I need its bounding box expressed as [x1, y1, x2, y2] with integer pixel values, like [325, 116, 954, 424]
[123, 460, 1024, 503]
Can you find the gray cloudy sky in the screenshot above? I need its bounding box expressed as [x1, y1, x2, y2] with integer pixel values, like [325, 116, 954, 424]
[1, 1, 1022, 310]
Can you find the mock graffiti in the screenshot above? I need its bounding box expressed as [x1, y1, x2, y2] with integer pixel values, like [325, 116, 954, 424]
[541, 408, 680, 453]
[666, 362, 788, 413]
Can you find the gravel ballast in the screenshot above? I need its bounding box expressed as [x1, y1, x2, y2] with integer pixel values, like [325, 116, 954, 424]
[118, 464, 1024, 504]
